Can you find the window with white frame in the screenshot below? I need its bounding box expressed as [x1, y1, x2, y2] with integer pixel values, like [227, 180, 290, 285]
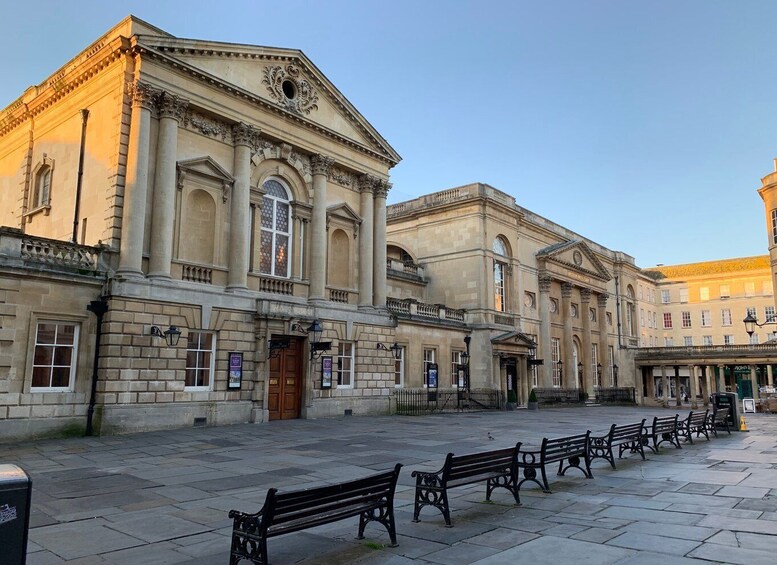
[665, 337, 674, 347]
[766, 306, 776, 322]
[703, 335, 713, 346]
[259, 179, 292, 278]
[701, 310, 711, 327]
[721, 308, 732, 326]
[423, 348, 436, 387]
[719, 284, 730, 299]
[679, 288, 688, 303]
[336, 342, 354, 387]
[724, 335, 734, 345]
[551, 338, 561, 387]
[185, 331, 214, 390]
[684, 336, 693, 347]
[661, 290, 670, 303]
[608, 345, 615, 386]
[772, 209, 777, 244]
[700, 287, 709, 301]
[394, 346, 405, 387]
[663, 313, 673, 329]
[745, 282, 755, 297]
[34, 166, 52, 209]
[493, 237, 508, 313]
[681, 311, 691, 328]
[451, 350, 464, 387]
[591, 343, 599, 388]
[31, 321, 79, 390]
[749, 333, 759, 345]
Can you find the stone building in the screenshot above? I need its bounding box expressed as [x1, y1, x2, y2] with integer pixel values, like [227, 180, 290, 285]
[0, 16, 402, 439]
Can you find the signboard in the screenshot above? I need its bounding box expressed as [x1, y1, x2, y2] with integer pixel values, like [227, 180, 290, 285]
[227, 352, 243, 390]
[427, 363, 438, 402]
[743, 398, 756, 414]
[321, 356, 333, 389]
[457, 365, 466, 389]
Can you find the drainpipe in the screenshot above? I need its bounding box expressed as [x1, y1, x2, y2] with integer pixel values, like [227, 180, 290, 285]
[615, 275, 623, 348]
[85, 298, 108, 436]
[72, 109, 89, 243]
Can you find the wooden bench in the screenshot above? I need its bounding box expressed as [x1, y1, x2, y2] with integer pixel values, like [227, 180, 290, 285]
[412, 444, 521, 526]
[706, 406, 731, 437]
[228, 464, 402, 565]
[515, 432, 592, 493]
[589, 420, 646, 469]
[679, 410, 710, 444]
[644, 414, 681, 453]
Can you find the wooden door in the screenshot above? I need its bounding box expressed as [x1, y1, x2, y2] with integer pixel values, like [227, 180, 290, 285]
[268, 338, 302, 420]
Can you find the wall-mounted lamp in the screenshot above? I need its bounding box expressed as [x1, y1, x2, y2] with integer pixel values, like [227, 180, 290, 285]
[577, 361, 584, 375]
[267, 337, 291, 359]
[307, 319, 331, 360]
[613, 363, 619, 386]
[744, 313, 776, 336]
[377, 342, 403, 359]
[596, 363, 602, 380]
[150, 325, 181, 347]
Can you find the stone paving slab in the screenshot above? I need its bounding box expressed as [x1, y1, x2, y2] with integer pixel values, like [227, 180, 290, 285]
[2, 406, 777, 563]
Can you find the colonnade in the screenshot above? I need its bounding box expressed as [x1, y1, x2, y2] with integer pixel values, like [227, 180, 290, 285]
[116, 81, 389, 307]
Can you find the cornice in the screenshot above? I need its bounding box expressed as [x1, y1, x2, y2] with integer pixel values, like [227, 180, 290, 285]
[135, 41, 399, 167]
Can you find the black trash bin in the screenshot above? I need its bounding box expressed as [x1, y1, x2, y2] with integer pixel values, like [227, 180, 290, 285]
[0, 464, 32, 565]
[712, 392, 739, 431]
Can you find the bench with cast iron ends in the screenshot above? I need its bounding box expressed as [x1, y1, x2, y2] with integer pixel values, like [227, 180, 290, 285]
[229, 464, 402, 565]
[706, 406, 731, 437]
[515, 431, 592, 493]
[588, 419, 646, 469]
[644, 414, 682, 452]
[412, 444, 521, 526]
[679, 410, 710, 444]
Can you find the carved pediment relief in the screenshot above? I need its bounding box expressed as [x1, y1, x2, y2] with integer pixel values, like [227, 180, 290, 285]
[491, 331, 537, 348]
[326, 202, 362, 233]
[536, 240, 612, 282]
[177, 156, 234, 202]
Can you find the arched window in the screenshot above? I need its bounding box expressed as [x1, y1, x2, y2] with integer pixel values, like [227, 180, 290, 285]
[260, 179, 292, 278]
[493, 236, 509, 312]
[34, 165, 52, 208]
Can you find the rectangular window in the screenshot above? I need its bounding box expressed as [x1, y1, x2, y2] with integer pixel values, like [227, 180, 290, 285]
[701, 310, 711, 327]
[703, 335, 713, 346]
[32, 321, 79, 390]
[551, 338, 561, 388]
[451, 350, 464, 387]
[721, 309, 732, 326]
[591, 343, 599, 388]
[337, 342, 354, 387]
[394, 346, 405, 387]
[750, 333, 759, 345]
[640, 309, 645, 327]
[766, 306, 776, 322]
[663, 313, 673, 329]
[185, 331, 214, 390]
[745, 282, 755, 297]
[764, 280, 774, 295]
[681, 311, 692, 328]
[494, 262, 505, 312]
[665, 337, 674, 347]
[684, 336, 693, 347]
[608, 346, 615, 386]
[746, 306, 757, 318]
[724, 335, 734, 345]
[772, 209, 777, 244]
[700, 287, 709, 301]
[719, 284, 730, 299]
[679, 288, 688, 303]
[661, 290, 670, 304]
[423, 348, 436, 387]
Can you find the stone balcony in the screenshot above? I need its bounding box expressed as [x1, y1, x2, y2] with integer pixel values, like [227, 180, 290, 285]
[386, 297, 466, 326]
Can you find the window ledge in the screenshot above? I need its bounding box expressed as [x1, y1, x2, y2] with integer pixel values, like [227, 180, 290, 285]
[24, 205, 51, 222]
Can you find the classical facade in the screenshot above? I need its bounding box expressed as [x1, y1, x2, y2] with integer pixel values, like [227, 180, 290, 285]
[0, 16, 402, 439]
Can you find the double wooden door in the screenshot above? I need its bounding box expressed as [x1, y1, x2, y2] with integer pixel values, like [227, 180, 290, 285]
[268, 338, 302, 420]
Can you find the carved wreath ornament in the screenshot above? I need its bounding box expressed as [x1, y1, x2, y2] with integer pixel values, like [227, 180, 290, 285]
[263, 64, 319, 116]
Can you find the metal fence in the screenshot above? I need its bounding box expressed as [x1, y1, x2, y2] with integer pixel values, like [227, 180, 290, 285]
[532, 388, 584, 404]
[595, 387, 636, 404]
[394, 388, 505, 415]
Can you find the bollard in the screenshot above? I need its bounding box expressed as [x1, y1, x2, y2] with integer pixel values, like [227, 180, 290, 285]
[0, 465, 32, 565]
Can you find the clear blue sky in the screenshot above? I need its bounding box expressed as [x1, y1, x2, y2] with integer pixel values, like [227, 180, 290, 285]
[2, 0, 775, 267]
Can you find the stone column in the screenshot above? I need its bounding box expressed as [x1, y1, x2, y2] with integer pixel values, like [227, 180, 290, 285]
[358, 174, 376, 308]
[674, 365, 682, 407]
[597, 293, 609, 384]
[227, 123, 259, 291]
[688, 364, 699, 408]
[309, 154, 334, 301]
[646, 366, 655, 398]
[538, 273, 553, 388]
[661, 365, 669, 407]
[581, 289, 593, 397]
[768, 364, 774, 387]
[118, 81, 157, 277]
[701, 366, 710, 406]
[716, 364, 724, 393]
[373, 180, 390, 307]
[148, 92, 188, 279]
[750, 365, 759, 399]
[561, 282, 574, 388]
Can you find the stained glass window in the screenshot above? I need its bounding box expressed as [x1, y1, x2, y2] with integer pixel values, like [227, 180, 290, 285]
[259, 179, 292, 277]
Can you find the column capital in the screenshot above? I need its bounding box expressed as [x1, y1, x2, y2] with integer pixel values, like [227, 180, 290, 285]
[561, 281, 574, 298]
[127, 81, 158, 110]
[311, 154, 335, 176]
[373, 179, 391, 199]
[597, 293, 609, 307]
[358, 173, 379, 193]
[232, 122, 261, 148]
[580, 288, 592, 303]
[538, 272, 553, 293]
[157, 92, 189, 122]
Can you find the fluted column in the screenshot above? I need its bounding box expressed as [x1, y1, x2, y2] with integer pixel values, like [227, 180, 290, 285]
[688, 364, 699, 408]
[227, 123, 259, 290]
[373, 179, 390, 307]
[581, 288, 593, 397]
[538, 273, 553, 388]
[597, 293, 609, 385]
[358, 174, 376, 308]
[118, 81, 157, 277]
[148, 92, 188, 279]
[561, 282, 574, 388]
[309, 154, 334, 301]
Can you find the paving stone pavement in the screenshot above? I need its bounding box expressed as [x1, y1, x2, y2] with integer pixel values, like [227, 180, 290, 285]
[1, 406, 776, 564]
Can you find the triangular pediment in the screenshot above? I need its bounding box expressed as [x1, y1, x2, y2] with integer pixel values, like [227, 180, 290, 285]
[137, 36, 400, 165]
[536, 240, 612, 282]
[491, 331, 537, 348]
[177, 156, 234, 184]
[327, 202, 362, 224]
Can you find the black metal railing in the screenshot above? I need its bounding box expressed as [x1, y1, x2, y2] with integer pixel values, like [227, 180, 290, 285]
[394, 388, 505, 415]
[532, 388, 584, 404]
[595, 387, 636, 404]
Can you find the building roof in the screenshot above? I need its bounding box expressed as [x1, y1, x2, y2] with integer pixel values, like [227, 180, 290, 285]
[645, 255, 770, 279]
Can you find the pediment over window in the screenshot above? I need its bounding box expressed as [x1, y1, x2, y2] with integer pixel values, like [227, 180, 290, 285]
[536, 240, 612, 282]
[326, 202, 362, 230]
[177, 156, 234, 202]
[491, 331, 537, 357]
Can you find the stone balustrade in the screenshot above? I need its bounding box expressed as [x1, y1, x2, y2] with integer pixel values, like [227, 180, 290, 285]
[386, 297, 467, 326]
[0, 227, 110, 274]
